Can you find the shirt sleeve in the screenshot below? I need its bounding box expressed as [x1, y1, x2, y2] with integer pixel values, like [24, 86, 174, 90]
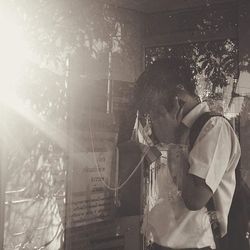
[188, 117, 233, 193]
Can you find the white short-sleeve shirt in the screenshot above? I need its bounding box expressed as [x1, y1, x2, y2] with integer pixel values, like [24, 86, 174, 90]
[142, 102, 241, 249]
[186, 103, 241, 237]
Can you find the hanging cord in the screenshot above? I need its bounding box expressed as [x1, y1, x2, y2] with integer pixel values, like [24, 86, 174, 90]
[88, 110, 150, 191]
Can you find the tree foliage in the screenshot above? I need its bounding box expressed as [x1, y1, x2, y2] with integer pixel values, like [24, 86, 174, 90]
[145, 38, 238, 100]
[197, 39, 238, 92]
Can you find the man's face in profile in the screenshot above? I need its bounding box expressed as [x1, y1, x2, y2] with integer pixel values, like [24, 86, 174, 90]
[146, 90, 185, 144]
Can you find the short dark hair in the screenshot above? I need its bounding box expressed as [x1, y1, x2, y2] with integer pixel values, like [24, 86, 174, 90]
[134, 57, 197, 114]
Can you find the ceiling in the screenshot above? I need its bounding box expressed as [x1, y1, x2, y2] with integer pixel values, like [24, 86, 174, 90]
[105, 0, 236, 13]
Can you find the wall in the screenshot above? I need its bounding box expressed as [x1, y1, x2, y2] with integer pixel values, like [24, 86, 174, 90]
[109, 7, 144, 82]
[66, 5, 145, 250]
[70, 6, 144, 83]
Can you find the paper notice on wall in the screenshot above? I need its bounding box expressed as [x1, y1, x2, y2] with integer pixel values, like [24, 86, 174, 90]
[66, 112, 118, 229]
[66, 148, 116, 228]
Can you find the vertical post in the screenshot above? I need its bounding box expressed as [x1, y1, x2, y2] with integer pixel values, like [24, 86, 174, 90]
[107, 42, 113, 114]
[238, 0, 250, 95]
[0, 104, 6, 249]
[64, 54, 72, 250]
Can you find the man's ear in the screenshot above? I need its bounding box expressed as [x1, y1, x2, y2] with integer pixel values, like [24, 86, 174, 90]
[176, 84, 185, 91]
[176, 84, 188, 103]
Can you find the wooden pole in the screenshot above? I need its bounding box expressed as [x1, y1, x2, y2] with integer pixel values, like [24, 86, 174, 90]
[0, 104, 6, 249]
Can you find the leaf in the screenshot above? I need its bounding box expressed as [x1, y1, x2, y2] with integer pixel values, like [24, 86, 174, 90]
[204, 64, 212, 76]
[201, 60, 209, 71]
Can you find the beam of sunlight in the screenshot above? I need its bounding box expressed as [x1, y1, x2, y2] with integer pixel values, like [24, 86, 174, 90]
[3, 97, 96, 167]
[0, 7, 96, 171]
[0, 6, 71, 159]
[0, 9, 30, 105]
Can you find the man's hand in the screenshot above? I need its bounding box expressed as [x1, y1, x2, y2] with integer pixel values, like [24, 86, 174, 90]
[150, 97, 184, 144]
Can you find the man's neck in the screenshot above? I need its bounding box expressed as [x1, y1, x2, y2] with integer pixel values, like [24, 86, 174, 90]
[182, 99, 200, 118]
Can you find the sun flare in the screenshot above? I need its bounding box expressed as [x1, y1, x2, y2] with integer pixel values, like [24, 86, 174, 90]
[0, 9, 29, 104]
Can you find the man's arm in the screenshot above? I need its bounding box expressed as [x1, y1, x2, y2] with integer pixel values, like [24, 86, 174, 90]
[182, 169, 213, 210]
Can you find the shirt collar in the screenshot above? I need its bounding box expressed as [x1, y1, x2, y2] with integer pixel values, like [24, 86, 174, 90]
[181, 102, 210, 128]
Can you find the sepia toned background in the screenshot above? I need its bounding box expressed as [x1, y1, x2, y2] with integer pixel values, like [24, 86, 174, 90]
[0, 0, 250, 249]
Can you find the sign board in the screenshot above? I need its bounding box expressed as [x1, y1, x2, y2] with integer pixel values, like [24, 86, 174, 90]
[65, 110, 120, 249]
[66, 150, 116, 228]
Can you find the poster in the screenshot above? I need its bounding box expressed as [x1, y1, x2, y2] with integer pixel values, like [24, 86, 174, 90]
[66, 150, 116, 228]
[66, 112, 118, 230]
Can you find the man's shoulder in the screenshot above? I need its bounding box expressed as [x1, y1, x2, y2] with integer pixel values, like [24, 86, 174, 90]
[192, 113, 238, 147]
[201, 115, 235, 135]
[190, 112, 229, 147]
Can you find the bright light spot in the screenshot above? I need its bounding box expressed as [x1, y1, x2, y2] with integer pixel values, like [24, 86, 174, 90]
[0, 9, 29, 104]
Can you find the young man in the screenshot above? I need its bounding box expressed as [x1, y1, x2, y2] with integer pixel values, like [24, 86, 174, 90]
[135, 58, 241, 250]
